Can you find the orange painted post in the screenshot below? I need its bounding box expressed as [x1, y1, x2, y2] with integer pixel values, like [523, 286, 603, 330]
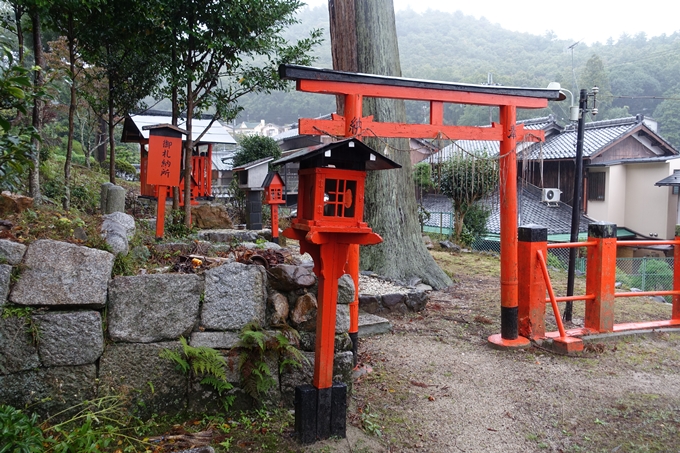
[314, 241, 351, 390]
[517, 224, 547, 340]
[673, 225, 680, 321]
[346, 244, 360, 365]
[488, 105, 530, 349]
[155, 188, 167, 239]
[207, 144, 213, 196]
[585, 222, 617, 333]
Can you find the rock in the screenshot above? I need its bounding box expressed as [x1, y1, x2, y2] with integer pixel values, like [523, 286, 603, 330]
[422, 235, 434, 249]
[192, 204, 233, 229]
[73, 227, 88, 241]
[358, 294, 382, 314]
[241, 241, 281, 250]
[189, 331, 240, 349]
[202, 262, 267, 330]
[104, 212, 136, 238]
[333, 351, 354, 394]
[337, 274, 355, 304]
[382, 293, 407, 313]
[336, 304, 350, 334]
[0, 191, 33, 215]
[406, 291, 429, 312]
[100, 212, 136, 255]
[33, 311, 104, 367]
[0, 365, 96, 420]
[10, 240, 114, 308]
[130, 245, 151, 262]
[267, 264, 316, 292]
[196, 229, 258, 243]
[358, 313, 392, 337]
[0, 264, 11, 308]
[0, 239, 26, 265]
[99, 342, 188, 419]
[439, 240, 461, 252]
[290, 293, 317, 332]
[299, 332, 353, 353]
[415, 283, 433, 292]
[100, 182, 114, 213]
[0, 316, 40, 375]
[268, 292, 289, 326]
[108, 274, 202, 343]
[104, 185, 126, 214]
[153, 242, 192, 257]
[407, 277, 423, 287]
[279, 351, 314, 406]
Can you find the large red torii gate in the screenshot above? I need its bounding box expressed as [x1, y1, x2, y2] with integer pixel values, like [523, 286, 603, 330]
[281, 64, 564, 349]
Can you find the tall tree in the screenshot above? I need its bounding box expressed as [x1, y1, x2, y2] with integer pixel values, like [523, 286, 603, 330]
[79, 0, 165, 184]
[43, 0, 91, 209]
[165, 0, 321, 226]
[26, 0, 44, 201]
[653, 85, 680, 149]
[328, 0, 452, 289]
[434, 151, 498, 242]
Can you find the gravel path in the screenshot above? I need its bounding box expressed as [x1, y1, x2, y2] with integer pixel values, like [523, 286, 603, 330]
[343, 278, 680, 452]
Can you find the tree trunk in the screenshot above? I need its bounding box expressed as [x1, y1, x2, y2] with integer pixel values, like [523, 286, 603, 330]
[63, 18, 76, 211]
[29, 8, 43, 203]
[183, 80, 194, 228]
[329, 0, 451, 289]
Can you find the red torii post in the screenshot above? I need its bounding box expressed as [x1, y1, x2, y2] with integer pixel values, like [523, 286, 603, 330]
[279, 64, 564, 351]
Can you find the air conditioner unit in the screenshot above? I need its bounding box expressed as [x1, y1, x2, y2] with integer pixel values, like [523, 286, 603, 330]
[542, 188, 561, 203]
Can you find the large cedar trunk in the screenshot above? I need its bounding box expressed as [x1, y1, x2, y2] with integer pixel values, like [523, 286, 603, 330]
[329, 0, 452, 289]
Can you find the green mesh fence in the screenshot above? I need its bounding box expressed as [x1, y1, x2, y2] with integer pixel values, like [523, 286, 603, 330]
[422, 211, 675, 300]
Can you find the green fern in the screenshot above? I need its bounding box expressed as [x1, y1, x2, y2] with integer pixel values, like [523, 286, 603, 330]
[160, 337, 234, 411]
[235, 322, 308, 402]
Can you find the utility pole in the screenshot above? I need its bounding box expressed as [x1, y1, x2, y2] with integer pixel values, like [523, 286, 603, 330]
[564, 87, 598, 322]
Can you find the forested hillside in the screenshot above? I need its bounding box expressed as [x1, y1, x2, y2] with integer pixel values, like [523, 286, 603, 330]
[237, 5, 680, 148]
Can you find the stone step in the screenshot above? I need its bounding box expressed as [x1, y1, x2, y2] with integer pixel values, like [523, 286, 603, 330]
[358, 312, 392, 337]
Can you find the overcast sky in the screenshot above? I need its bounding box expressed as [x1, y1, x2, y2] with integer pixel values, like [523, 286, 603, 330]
[304, 0, 680, 45]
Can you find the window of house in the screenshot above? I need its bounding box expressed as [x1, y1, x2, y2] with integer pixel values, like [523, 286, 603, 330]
[588, 172, 606, 201]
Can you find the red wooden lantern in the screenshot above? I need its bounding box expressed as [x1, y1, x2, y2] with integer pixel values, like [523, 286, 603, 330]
[262, 172, 286, 243]
[274, 138, 400, 443]
[263, 171, 285, 205]
[142, 124, 187, 239]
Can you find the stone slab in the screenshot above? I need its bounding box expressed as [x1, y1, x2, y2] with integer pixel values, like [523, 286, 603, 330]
[10, 240, 114, 308]
[108, 274, 202, 343]
[0, 316, 40, 375]
[189, 331, 240, 349]
[99, 342, 187, 419]
[202, 262, 267, 330]
[33, 311, 104, 367]
[358, 312, 392, 337]
[0, 239, 26, 265]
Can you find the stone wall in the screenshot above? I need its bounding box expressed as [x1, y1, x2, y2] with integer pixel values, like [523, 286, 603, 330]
[0, 238, 356, 419]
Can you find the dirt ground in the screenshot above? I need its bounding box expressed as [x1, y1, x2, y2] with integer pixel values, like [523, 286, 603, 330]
[309, 251, 680, 453]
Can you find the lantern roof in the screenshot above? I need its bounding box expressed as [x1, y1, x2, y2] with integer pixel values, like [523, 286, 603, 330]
[272, 138, 401, 171]
[262, 171, 285, 189]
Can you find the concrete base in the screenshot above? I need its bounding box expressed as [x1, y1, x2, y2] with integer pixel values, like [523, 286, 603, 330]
[552, 336, 584, 354]
[487, 334, 531, 350]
